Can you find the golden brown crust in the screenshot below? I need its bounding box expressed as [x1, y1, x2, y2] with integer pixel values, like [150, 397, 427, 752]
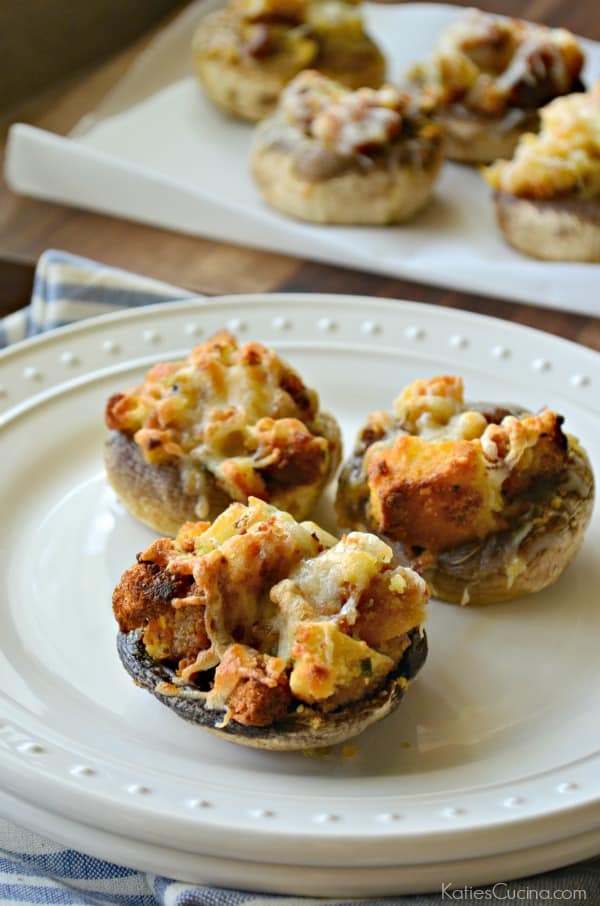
[112, 559, 191, 633]
[352, 570, 426, 649]
[112, 553, 212, 663]
[366, 436, 499, 551]
[213, 645, 292, 726]
[362, 406, 567, 554]
[422, 444, 594, 604]
[104, 333, 342, 533]
[336, 376, 594, 605]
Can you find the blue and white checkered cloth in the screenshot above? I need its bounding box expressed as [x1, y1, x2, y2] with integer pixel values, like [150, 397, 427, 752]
[1, 250, 599, 905]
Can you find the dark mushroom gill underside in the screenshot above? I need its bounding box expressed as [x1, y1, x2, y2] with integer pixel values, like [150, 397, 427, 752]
[117, 626, 428, 751]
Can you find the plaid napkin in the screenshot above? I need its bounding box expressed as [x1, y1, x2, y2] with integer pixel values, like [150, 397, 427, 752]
[1, 250, 599, 906]
[0, 249, 193, 348]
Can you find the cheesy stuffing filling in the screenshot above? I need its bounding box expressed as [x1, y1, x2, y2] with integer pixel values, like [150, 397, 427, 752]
[105, 331, 338, 517]
[115, 499, 428, 724]
[279, 70, 441, 155]
[348, 375, 569, 554]
[410, 8, 583, 118]
[484, 82, 600, 200]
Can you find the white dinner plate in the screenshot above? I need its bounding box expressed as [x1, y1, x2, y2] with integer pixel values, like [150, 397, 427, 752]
[0, 294, 598, 895]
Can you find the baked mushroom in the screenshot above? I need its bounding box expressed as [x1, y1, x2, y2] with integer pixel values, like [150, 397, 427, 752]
[192, 0, 385, 122]
[408, 8, 585, 165]
[104, 331, 341, 535]
[113, 498, 429, 750]
[483, 82, 600, 262]
[336, 376, 594, 605]
[251, 70, 444, 224]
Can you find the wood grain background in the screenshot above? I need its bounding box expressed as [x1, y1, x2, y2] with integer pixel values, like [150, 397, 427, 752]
[0, 0, 598, 348]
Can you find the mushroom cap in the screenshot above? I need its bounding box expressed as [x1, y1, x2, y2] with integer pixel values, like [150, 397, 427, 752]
[117, 626, 428, 751]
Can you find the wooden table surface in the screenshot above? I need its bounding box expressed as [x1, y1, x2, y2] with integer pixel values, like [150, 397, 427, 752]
[0, 0, 598, 348]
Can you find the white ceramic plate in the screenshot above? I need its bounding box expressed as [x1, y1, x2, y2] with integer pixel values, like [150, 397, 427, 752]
[0, 295, 599, 895]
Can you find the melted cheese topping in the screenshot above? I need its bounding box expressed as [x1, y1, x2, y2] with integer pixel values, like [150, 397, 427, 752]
[410, 8, 584, 117]
[280, 71, 406, 153]
[140, 498, 428, 712]
[358, 375, 569, 553]
[484, 82, 600, 200]
[106, 331, 338, 515]
[271, 531, 395, 658]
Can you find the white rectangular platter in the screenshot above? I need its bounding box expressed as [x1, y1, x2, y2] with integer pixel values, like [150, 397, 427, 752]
[5, 2, 600, 314]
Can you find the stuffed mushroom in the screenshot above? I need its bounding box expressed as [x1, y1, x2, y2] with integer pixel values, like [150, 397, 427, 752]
[408, 8, 585, 165]
[192, 0, 385, 122]
[251, 70, 444, 224]
[336, 375, 594, 605]
[105, 331, 341, 535]
[484, 82, 600, 262]
[113, 498, 429, 750]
